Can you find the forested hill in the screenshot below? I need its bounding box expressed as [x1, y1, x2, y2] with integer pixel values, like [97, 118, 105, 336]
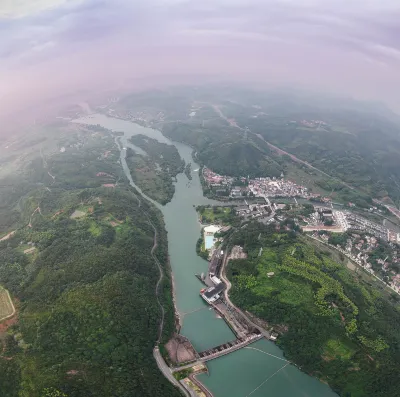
[162, 122, 285, 178]
[126, 135, 185, 204]
[0, 124, 180, 397]
[227, 222, 400, 397]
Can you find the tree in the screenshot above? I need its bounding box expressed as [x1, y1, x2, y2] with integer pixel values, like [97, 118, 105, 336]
[41, 388, 68, 397]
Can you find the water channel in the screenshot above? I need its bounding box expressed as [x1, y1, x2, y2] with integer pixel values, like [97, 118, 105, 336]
[75, 114, 338, 397]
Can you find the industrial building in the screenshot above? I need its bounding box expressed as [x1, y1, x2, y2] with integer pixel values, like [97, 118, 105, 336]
[201, 283, 225, 304]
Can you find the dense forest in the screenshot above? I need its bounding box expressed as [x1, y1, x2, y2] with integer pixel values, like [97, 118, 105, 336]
[125, 135, 184, 205]
[0, 125, 180, 397]
[227, 222, 400, 397]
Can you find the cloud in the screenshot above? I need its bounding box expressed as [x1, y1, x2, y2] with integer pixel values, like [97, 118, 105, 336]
[0, 0, 82, 18]
[2, 0, 400, 64]
[0, 0, 400, 117]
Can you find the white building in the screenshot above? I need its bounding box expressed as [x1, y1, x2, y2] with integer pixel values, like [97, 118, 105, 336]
[204, 225, 221, 250]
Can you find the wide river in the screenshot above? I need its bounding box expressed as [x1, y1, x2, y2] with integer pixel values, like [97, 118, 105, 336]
[76, 114, 338, 397]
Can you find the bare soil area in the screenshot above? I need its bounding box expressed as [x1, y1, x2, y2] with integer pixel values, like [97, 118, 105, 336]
[70, 210, 86, 219]
[0, 289, 15, 322]
[166, 334, 197, 364]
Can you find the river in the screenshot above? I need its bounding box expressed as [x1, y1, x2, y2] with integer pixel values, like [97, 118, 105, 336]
[74, 114, 338, 397]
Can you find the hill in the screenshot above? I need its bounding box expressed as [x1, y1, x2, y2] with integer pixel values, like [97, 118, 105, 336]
[227, 222, 400, 397]
[0, 123, 180, 397]
[198, 140, 283, 178]
[113, 87, 400, 207]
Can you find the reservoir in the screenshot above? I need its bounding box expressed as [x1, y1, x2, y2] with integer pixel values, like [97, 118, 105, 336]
[75, 114, 338, 397]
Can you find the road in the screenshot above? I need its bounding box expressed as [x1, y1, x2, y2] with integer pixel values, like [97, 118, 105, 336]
[219, 251, 271, 339]
[254, 133, 356, 191]
[0, 231, 16, 242]
[153, 347, 190, 397]
[210, 103, 358, 193]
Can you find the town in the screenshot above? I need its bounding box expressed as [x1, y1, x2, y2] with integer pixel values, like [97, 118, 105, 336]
[203, 167, 322, 200]
[200, 167, 400, 295]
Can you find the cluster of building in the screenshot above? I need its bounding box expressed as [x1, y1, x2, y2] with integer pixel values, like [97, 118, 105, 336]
[202, 167, 236, 188]
[235, 199, 273, 221]
[248, 177, 315, 199]
[311, 231, 400, 294]
[301, 208, 400, 244]
[200, 249, 225, 304]
[105, 107, 165, 125]
[297, 119, 328, 129]
[346, 213, 388, 241]
[201, 167, 400, 295]
[202, 167, 323, 201]
[302, 208, 349, 233]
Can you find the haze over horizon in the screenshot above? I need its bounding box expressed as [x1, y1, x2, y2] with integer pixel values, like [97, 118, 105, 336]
[1, 0, 400, 119]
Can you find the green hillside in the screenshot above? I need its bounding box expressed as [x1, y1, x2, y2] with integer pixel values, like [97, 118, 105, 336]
[0, 124, 179, 397]
[227, 223, 400, 397]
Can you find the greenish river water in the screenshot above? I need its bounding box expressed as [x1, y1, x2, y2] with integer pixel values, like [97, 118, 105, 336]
[75, 114, 338, 397]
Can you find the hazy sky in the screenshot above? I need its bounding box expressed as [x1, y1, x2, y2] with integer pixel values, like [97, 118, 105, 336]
[1, 0, 400, 118]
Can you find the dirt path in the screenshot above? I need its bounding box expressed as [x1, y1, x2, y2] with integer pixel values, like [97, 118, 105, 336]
[149, 221, 165, 343]
[28, 206, 42, 228]
[211, 105, 241, 129]
[0, 231, 16, 242]
[47, 171, 56, 181]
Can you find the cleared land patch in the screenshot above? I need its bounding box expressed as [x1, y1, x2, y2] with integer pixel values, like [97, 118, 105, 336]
[323, 338, 355, 361]
[70, 210, 86, 219]
[0, 287, 15, 322]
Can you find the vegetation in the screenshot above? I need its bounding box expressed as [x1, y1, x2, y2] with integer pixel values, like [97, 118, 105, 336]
[126, 135, 184, 204]
[196, 206, 238, 226]
[0, 125, 180, 397]
[232, 101, 400, 206]
[173, 368, 193, 381]
[184, 163, 192, 180]
[196, 230, 208, 260]
[328, 232, 349, 248]
[162, 123, 284, 179]
[227, 222, 400, 397]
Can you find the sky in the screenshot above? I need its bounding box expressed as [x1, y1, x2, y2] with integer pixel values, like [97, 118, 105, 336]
[0, 0, 400, 119]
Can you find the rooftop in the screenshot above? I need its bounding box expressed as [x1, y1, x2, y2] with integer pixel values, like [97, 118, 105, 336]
[204, 225, 221, 234]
